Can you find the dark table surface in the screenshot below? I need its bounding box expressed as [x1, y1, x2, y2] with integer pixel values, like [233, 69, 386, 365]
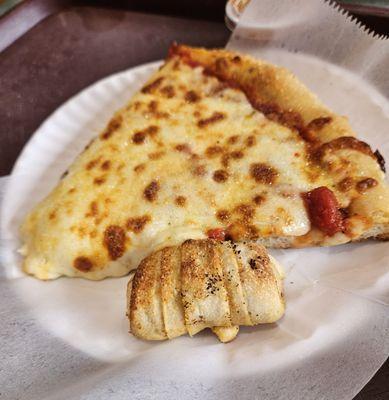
[0, 1, 387, 399]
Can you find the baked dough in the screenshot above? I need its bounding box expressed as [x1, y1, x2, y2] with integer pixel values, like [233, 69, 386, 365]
[128, 239, 285, 342]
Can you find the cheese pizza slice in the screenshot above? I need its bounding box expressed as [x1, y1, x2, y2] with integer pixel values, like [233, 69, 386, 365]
[20, 44, 389, 280]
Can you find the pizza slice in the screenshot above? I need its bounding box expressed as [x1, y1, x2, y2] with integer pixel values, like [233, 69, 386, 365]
[20, 44, 389, 280]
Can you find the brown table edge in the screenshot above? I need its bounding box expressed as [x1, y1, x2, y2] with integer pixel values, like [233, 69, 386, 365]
[0, 0, 77, 52]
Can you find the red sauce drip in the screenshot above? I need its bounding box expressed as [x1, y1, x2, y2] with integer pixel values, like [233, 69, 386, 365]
[207, 228, 226, 241]
[303, 187, 344, 236]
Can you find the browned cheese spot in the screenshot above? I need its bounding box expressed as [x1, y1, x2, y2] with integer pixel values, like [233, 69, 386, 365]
[101, 115, 123, 140]
[132, 125, 159, 144]
[94, 177, 106, 185]
[245, 135, 256, 147]
[48, 210, 56, 220]
[216, 209, 230, 222]
[190, 153, 200, 161]
[147, 100, 169, 118]
[175, 196, 187, 207]
[192, 165, 207, 176]
[356, 178, 378, 193]
[197, 112, 225, 128]
[234, 204, 255, 220]
[91, 202, 99, 216]
[185, 90, 200, 103]
[227, 135, 239, 145]
[146, 125, 160, 136]
[86, 158, 100, 170]
[101, 160, 111, 171]
[160, 85, 175, 98]
[144, 180, 160, 202]
[141, 77, 164, 94]
[230, 150, 244, 159]
[68, 188, 76, 194]
[103, 225, 126, 260]
[132, 101, 142, 111]
[77, 226, 87, 237]
[127, 215, 151, 234]
[221, 153, 230, 168]
[175, 143, 192, 154]
[253, 194, 265, 205]
[213, 169, 229, 183]
[132, 131, 146, 144]
[205, 145, 223, 158]
[337, 177, 354, 192]
[85, 201, 99, 217]
[148, 151, 165, 160]
[74, 256, 93, 272]
[134, 163, 146, 173]
[250, 163, 278, 185]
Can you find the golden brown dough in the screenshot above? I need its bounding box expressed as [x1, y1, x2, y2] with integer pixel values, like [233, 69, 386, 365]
[160, 246, 186, 339]
[181, 239, 231, 336]
[127, 239, 285, 342]
[129, 250, 166, 340]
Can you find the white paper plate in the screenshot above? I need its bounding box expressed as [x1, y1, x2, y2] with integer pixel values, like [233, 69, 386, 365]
[1, 56, 388, 399]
